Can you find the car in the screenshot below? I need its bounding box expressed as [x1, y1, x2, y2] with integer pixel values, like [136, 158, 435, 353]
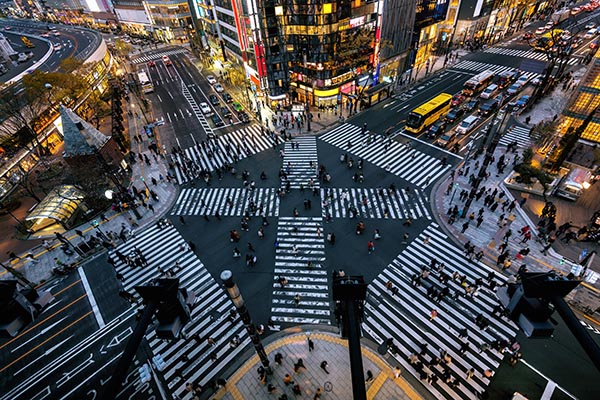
[521, 32, 533, 40]
[200, 102, 212, 115]
[220, 106, 231, 118]
[207, 75, 217, 85]
[586, 22, 597, 30]
[445, 107, 465, 124]
[17, 53, 28, 63]
[456, 115, 480, 135]
[214, 83, 224, 92]
[238, 111, 250, 123]
[535, 26, 546, 35]
[544, 22, 554, 30]
[223, 92, 233, 103]
[51, 31, 60, 36]
[53, 43, 62, 50]
[464, 98, 480, 112]
[532, 77, 543, 86]
[478, 96, 502, 116]
[209, 94, 220, 106]
[41, 32, 49, 38]
[507, 83, 523, 96]
[147, 60, 155, 67]
[427, 120, 447, 138]
[232, 101, 243, 112]
[162, 55, 172, 66]
[591, 39, 600, 49]
[571, 6, 581, 15]
[516, 75, 530, 86]
[584, 28, 596, 39]
[436, 133, 456, 148]
[451, 93, 465, 107]
[515, 95, 530, 109]
[211, 114, 224, 127]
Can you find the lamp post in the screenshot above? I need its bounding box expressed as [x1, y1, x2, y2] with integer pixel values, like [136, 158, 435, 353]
[0, 261, 36, 289]
[54, 231, 86, 257]
[220, 270, 271, 374]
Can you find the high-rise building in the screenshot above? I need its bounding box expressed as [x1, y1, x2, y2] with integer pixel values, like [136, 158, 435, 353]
[113, 0, 154, 35]
[144, 0, 193, 42]
[377, 0, 415, 83]
[560, 51, 600, 144]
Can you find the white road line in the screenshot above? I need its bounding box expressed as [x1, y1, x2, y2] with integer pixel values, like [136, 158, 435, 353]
[78, 268, 105, 329]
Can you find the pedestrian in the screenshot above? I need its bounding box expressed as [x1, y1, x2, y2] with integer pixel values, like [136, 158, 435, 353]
[294, 293, 301, 306]
[268, 383, 277, 393]
[461, 222, 469, 233]
[294, 358, 306, 373]
[292, 384, 302, 395]
[283, 373, 293, 385]
[308, 337, 315, 352]
[320, 360, 330, 374]
[365, 370, 374, 383]
[275, 353, 284, 365]
[393, 366, 402, 379]
[367, 240, 375, 254]
[75, 229, 85, 238]
[429, 309, 438, 321]
[179, 216, 186, 225]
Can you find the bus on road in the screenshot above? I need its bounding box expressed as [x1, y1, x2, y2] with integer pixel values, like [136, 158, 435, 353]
[137, 71, 154, 94]
[405, 93, 452, 135]
[462, 70, 495, 96]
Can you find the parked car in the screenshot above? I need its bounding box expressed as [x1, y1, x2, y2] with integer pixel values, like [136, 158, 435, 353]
[214, 83, 224, 93]
[427, 120, 447, 138]
[209, 94, 219, 106]
[207, 75, 217, 85]
[211, 114, 224, 127]
[220, 106, 232, 118]
[464, 98, 480, 112]
[445, 107, 465, 124]
[200, 102, 212, 115]
[222, 92, 233, 103]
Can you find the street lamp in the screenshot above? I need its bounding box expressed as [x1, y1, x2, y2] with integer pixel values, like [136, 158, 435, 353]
[220, 270, 272, 374]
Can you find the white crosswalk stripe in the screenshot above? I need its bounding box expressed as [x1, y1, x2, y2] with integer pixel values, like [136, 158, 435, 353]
[449, 60, 541, 80]
[170, 125, 278, 184]
[171, 187, 280, 216]
[499, 125, 532, 148]
[483, 46, 579, 65]
[281, 136, 319, 189]
[271, 217, 331, 325]
[130, 48, 187, 64]
[109, 225, 249, 398]
[363, 222, 519, 400]
[320, 187, 431, 220]
[319, 123, 450, 189]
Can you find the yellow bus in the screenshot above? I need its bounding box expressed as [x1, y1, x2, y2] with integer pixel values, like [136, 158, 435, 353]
[21, 36, 34, 48]
[405, 93, 453, 134]
[533, 29, 563, 51]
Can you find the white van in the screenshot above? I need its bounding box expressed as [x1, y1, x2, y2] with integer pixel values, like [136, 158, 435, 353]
[456, 115, 479, 134]
[480, 84, 499, 99]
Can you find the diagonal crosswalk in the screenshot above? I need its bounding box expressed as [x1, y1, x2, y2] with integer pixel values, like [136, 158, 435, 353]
[499, 125, 532, 149]
[363, 222, 519, 400]
[130, 48, 188, 64]
[280, 136, 319, 190]
[483, 46, 579, 65]
[170, 124, 278, 184]
[450, 60, 541, 80]
[270, 217, 331, 325]
[171, 187, 280, 216]
[109, 225, 249, 398]
[320, 187, 431, 220]
[319, 123, 450, 189]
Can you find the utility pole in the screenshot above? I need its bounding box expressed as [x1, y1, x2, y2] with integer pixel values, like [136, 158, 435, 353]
[221, 270, 272, 374]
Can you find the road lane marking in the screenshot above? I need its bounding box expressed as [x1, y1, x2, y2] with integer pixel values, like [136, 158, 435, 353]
[0, 293, 88, 351]
[11, 317, 68, 353]
[0, 311, 93, 373]
[14, 335, 74, 376]
[78, 269, 105, 329]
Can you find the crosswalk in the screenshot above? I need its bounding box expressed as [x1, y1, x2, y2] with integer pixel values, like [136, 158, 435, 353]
[321, 187, 431, 220]
[170, 124, 277, 184]
[109, 224, 249, 399]
[483, 46, 579, 65]
[319, 123, 450, 189]
[450, 60, 541, 80]
[363, 222, 519, 400]
[281, 136, 319, 189]
[130, 48, 187, 64]
[270, 217, 331, 325]
[171, 187, 280, 216]
[499, 125, 532, 148]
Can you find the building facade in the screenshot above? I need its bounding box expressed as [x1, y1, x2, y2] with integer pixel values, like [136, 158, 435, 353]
[560, 51, 600, 144]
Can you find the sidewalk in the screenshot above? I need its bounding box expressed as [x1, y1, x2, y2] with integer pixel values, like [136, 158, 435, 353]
[0, 88, 178, 286]
[212, 330, 426, 400]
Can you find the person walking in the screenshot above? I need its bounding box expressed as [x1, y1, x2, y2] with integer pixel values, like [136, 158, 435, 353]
[308, 337, 315, 352]
[393, 366, 402, 379]
[429, 309, 438, 321]
[294, 294, 301, 306]
[367, 240, 375, 254]
[461, 222, 469, 233]
[179, 216, 186, 225]
[320, 361, 330, 374]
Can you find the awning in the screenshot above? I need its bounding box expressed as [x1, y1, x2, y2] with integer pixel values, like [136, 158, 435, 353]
[26, 185, 85, 228]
